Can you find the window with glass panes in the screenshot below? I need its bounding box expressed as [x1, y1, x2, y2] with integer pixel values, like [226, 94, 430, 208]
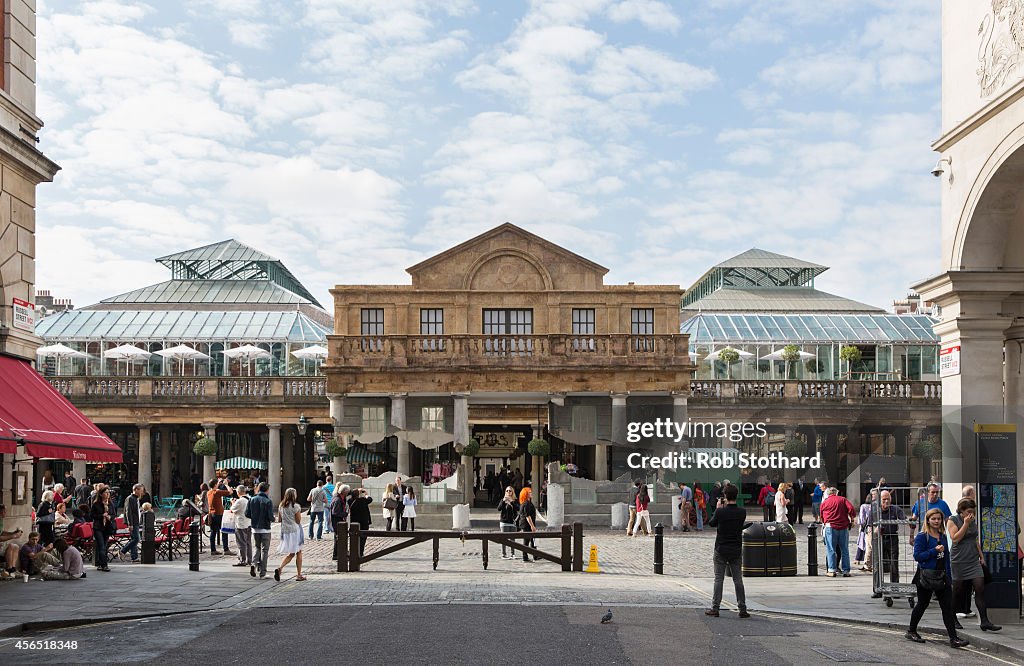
[482, 309, 533, 335]
[361, 406, 386, 433]
[572, 308, 595, 351]
[630, 308, 654, 335]
[421, 407, 444, 431]
[571, 405, 597, 433]
[420, 309, 443, 335]
[361, 308, 384, 335]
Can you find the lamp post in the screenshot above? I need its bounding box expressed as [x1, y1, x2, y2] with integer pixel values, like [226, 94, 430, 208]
[296, 414, 310, 491]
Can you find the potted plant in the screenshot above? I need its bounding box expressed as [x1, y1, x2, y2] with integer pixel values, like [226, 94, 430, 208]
[462, 437, 480, 458]
[781, 344, 802, 379]
[805, 359, 825, 377]
[193, 436, 216, 457]
[527, 438, 551, 457]
[717, 348, 741, 379]
[325, 438, 347, 459]
[911, 440, 936, 459]
[784, 439, 807, 457]
[840, 345, 862, 379]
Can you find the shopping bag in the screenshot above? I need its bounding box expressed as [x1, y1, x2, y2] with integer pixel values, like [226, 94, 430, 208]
[221, 511, 236, 534]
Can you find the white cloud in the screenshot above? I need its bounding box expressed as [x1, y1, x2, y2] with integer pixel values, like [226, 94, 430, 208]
[227, 21, 275, 49]
[608, 0, 681, 33]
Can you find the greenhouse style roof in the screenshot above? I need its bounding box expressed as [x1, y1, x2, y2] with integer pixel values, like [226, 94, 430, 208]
[35, 310, 329, 343]
[681, 287, 882, 313]
[684, 248, 831, 308]
[100, 279, 313, 305]
[680, 313, 939, 344]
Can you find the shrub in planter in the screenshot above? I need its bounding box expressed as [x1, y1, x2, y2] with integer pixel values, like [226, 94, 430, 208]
[805, 359, 825, 375]
[717, 348, 740, 378]
[461, 437, 480, 458]
[325, 439, 347, 459]
[527, 438, 551, 457]
[840, 345, 862, 377]
[784, 439, 807, 457]
[912, 440, 936, 458]
[193, 437, 216, 457]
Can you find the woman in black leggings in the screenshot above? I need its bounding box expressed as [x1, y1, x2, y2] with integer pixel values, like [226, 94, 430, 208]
[906, 508, 967, 648]
[948, 498, 1001, 632]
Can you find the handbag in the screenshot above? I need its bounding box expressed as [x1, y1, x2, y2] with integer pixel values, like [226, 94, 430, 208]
[383, 496, 398, 510]
[221, 511, 236, 534]
[914, 567, 947, 592]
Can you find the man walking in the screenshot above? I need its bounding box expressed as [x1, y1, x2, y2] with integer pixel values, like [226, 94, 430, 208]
[794, 476, 807, 524]
[118, 484, 143, 563]
[757, 481, 775, 522]
[677, 482, 693, 532]
[705, 485, 750, 618]
[306, 480, 327, 540]
[246, 482, 273, 578]
[323, 476, 335, 535]
[393, 476, 406, 531]
[819, 487, 857, 577]
[231, 485, 252, 568]
[870, 489, 905, 597]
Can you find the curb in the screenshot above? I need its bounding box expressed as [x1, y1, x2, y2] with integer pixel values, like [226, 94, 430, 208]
[0, 608, 208, 638]
[753, 607, 1024, 661]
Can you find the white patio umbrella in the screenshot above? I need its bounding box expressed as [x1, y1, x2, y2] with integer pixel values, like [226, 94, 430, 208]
[222, 344, 272, 376]
[155, 344, 211, 376]
[102, 344, 152, 376]
[703, 347, 755, 362]
[36, 343, 88, 375]
[759, 349, 815, 361]
[291, 344, 328, 375]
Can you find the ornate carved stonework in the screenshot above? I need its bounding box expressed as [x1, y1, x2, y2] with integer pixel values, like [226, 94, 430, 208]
[978, 0, 1024, 98]
[468, 254, 546, 291]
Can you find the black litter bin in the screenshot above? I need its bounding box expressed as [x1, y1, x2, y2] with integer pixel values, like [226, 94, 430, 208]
[743, 522, 798, 577]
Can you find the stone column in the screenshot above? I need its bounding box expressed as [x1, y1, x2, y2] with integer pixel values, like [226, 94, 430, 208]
[137, 423, 152, 492]
[531, 424, 543, 495]
[202, 422, 217, 483]
[392, 393, 409, 476]
[72, 460, 87, 484]
[783, 425, 798, 482]
[602, 393, 628, 482]
[328, 393, 347, 475]
[908, 425, 927, 485]
[283, 430, 295, 492]
[159, 427, 173, 498]
[1004, 325, 1024, 524]
[454, 393, 471, 502]
[672, 392, 688, 453]
[267, 424, 282, 508]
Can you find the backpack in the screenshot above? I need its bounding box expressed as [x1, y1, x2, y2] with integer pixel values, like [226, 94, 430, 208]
[764, 490, 776, 507]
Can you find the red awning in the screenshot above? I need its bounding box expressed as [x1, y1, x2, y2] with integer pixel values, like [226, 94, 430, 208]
[0, 355, 123, 462]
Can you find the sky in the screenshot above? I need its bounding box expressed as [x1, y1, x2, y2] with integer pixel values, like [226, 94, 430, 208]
[34, 0, 941, 310]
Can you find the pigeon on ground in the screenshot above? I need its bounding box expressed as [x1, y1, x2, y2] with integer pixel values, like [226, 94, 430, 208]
[601, 609, 613, 624]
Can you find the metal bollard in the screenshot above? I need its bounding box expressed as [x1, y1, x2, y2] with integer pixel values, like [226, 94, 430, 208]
[654, 522, 664, 575]
[807, 522, 818, 576]
[189, 520, 200, 572]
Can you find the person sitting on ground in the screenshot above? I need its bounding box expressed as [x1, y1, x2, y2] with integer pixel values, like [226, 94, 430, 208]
[20, 532, 61, 576]
[0, 504, 25, 579]
[41, 538, 86, 580]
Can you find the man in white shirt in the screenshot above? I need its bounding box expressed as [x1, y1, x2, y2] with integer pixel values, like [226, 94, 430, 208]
[231, 485, 252, 567]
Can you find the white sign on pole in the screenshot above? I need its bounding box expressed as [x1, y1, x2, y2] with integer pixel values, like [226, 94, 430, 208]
[939, 344, 961, 378]
[12, 298, 34, 331]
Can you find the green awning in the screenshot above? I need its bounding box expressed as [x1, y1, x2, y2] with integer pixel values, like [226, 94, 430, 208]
[345, 446, 382, 465]
[216, 456, 266, 470]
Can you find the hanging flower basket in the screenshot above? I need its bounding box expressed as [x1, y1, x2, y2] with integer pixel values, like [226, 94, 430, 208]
[462, 437, 480, 457]
[325, 439, 347, 458]
[528, 438, 550, 457]
[193, 437, 216, 457]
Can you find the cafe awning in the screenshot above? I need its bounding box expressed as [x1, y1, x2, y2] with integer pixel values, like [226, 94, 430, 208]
[0, 355, 123, 462]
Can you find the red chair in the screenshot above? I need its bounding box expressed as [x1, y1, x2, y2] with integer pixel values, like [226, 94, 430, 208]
[69, 523, 94, 563]
[155, 522, 174, 560]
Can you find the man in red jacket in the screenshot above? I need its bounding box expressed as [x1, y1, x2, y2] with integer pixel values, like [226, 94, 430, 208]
[819, 487, 856, 577]
[757, 482, 775, 522]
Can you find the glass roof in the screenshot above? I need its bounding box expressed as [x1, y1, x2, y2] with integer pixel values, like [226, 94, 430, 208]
[35, 310, 329, 343]
[101, 280, 311, 305]
[680, 313, 939, 344]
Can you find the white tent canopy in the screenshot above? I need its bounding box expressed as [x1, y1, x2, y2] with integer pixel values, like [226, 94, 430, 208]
[704, 347, 755, 362]
[759, 349, 815, 361]
[156, 344, 211, 375]
[290, 345, 327, 359]
[36, 343, 88, 375]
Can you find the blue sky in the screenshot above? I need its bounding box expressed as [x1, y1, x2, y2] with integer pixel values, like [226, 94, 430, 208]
[34, 0, 940, 310]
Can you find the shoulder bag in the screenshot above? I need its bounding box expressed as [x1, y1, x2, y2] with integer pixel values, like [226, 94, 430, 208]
[914, 567, 947, 592]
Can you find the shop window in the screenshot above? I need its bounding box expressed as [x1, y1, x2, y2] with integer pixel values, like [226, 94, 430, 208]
[421, 407, 444, 431]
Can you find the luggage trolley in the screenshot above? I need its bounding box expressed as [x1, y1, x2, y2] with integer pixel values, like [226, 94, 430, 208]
[870, 485, 924, 608]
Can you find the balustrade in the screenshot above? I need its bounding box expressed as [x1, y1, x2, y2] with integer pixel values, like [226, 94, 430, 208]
[86, 379, 139, 397]
[46, 378, 73, 396]
[218, 379, 273, 398]
[153, 379, 206, 398]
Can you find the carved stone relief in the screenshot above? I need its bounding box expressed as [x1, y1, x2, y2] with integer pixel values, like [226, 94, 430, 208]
[978, 0, 1024, 98]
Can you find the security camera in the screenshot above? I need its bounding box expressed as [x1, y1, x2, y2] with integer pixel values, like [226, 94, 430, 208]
[932, 156, 951, 178]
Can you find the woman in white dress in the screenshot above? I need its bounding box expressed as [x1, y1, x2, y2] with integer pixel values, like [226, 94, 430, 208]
[775, 482, 790, 523]
[401, 487, 417, 532]
[274, 488, 306, 582]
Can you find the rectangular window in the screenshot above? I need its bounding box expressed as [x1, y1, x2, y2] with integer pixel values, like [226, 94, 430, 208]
[631, 308, 654, 351]
[360, 308, 384, 352]
[482, 309, 533, 355]
[421, 407, 444, 432]
[571, 308, 595, 352]
[360, 406, 386, 434]
[420, 308, 443, 335]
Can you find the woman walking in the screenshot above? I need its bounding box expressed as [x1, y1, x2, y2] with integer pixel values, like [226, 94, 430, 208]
[948, 498, 1000, 632]
[855, 491, 874, 567]
[382, 483, 397, 531]
[632, 484, 653, 537]
[90, 488, 113, 572]
[35, 490, 56, 546]
[401, 486, 417, 532]
[905, 508, 968, 648]
[693, 482, 706, 531]
[274, 488, 306, 582]
[774, 482, 789, 524]
[498, 486, 519, 559]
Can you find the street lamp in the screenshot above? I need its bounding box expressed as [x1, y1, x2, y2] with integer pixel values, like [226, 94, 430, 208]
[297, 414, 310, 436]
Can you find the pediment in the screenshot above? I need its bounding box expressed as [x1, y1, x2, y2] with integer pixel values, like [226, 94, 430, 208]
[406, 223, 608, 291]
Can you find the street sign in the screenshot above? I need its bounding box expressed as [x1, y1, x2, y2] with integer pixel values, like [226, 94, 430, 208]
[11, 298, 33, 331]
[939, 344, 960, 377]
[975, 424, 1020, 619]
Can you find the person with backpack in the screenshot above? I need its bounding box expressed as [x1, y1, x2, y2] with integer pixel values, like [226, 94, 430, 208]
[329, 484, 350, 533]
[246, 482, 273, 579]
[758, 481, 776, 522]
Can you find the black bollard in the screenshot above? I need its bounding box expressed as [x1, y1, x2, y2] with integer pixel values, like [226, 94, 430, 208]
[807, 522, 818, 576]
[654, 522, 664, 575]
[189, 519, 200, 572]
